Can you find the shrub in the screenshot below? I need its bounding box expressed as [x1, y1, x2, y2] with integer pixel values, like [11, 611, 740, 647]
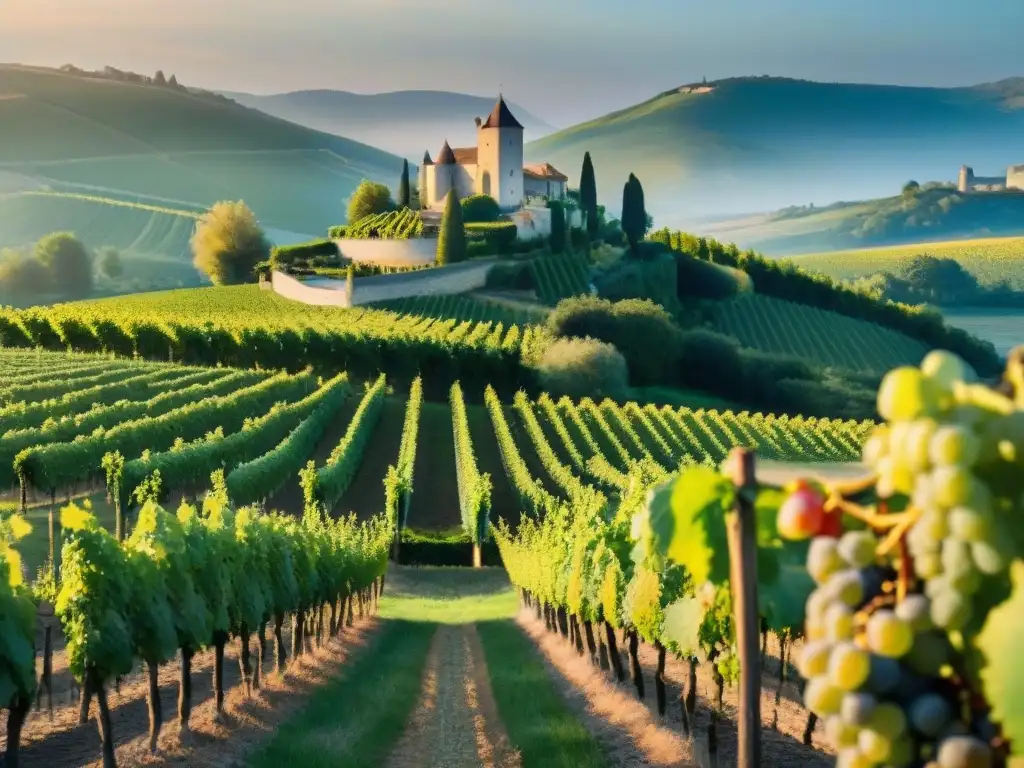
[465, 221, 518, 253]
[536, 337, 628, 401]
[485, 261, 534, 291]
[675, 329, 747, 398]
[270, 239, 339, 268]
[460, 194, 501, 223]
[592, 251, 680, 312]
[347, 180, 394, 224]
[674, 252, 739, 299]
[547, 296, 682, 386]
[327, 225, 347, 238]
[569, 226, 589, 252]
[191, 201, 270, 286]
[35, 232, 94, 298]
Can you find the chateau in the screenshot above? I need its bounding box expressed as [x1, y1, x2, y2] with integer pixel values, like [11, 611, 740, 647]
[418, 96, 568, 212]
[957, 164, 1024, 193]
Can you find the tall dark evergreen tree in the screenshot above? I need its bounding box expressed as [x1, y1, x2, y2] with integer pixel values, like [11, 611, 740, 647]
[436, 189, 466, 265]
[549, 201, 566, 254]
[398, 160, 411, 208]
[579, 152, 598, 238]
[621, 173, 647, 254]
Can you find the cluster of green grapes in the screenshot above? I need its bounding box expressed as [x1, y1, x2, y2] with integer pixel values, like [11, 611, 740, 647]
[781, 349, 1021, 768]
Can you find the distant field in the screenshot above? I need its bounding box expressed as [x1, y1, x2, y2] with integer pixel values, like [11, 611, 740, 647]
[791, 236, 1024, 289]
[712, 292, 929, 372]
[0, 65, 403, 235]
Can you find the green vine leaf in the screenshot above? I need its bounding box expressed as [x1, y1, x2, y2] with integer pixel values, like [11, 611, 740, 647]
[659, 466, 733, 586]
[663, 596, 705, 655]
[977, 560, 1024, 755]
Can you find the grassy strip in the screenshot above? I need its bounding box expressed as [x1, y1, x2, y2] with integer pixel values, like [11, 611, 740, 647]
[478, 619, 610, 768]
[378, 565, 518, 624]
[248, 620, 436, 768]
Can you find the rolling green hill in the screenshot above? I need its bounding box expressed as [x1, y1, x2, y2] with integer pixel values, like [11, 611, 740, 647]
[526, 76, 1024, 226]
[790, 236, 1024, 289]
[0, 65, 405, 236]
[700, 186, 1024, 254]
[0, 191, 203, 290]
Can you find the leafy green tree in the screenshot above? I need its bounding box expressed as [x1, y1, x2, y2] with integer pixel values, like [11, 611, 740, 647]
[97, 247, 124, 280]
[34, 232, 93, 298]
[154, 70, 167, 86]
[579, 151, 598, 238]
[347, 180, 395, 224]
[190, 201, 271, 285]
[398, 160, 411, 208]
[436, 189, 467, 265]
[549, 200, 566, 254]
[902, 180, 921, 197]
[0, 249, 48, 300]
[904, 254, 979, 303]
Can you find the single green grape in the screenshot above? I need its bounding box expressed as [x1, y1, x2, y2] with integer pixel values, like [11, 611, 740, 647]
[804, 675, 844, 716]
[878, 366, 929, 422]
[866, 609, 914, 658]
[829, 642, 871, 690]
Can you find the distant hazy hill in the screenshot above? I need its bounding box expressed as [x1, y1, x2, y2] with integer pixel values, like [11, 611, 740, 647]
[525, 76, 1024, 225]
[0, 65, 405, 236]
[698, 185, 1024, 254]
[222, 89, 557, 159]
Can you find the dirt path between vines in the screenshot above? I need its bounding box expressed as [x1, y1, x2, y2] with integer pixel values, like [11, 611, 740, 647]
[386, 624, 520, 768]
[518, 610, 833, 768]
[3, 607, 381, 768]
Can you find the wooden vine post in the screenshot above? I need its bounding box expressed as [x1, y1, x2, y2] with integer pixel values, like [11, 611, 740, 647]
[726, 447, 762, 768]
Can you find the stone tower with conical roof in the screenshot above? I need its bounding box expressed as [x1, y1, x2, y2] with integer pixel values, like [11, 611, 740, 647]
[476, 95, 524, 209]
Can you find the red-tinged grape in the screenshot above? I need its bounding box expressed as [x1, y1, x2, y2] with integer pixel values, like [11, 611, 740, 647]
[818, 508, 844, 537]
[776, 487, 825, 540]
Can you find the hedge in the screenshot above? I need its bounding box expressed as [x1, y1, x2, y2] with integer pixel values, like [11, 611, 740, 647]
[270, 239, 339, 266]
[466, 221, 518, 252]
[327, 225, 347, 238]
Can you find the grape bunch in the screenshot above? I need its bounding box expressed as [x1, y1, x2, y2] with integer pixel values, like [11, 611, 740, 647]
[778, 349, 1024, 767]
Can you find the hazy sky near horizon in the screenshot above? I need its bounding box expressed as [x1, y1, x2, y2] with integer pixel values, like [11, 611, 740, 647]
[2, 0, 1022, 125]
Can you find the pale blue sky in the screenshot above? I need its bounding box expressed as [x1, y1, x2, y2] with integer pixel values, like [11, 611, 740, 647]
[1, 0, 1021, 125]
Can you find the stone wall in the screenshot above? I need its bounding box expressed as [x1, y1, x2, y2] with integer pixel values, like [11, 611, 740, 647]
[271, 259, 497, 307]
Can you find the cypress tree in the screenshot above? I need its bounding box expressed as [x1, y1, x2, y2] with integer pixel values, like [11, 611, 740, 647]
[436, 189, 466, 265]
[549, 201, 565, 254]
[579, 152, 598, 238]
[621, 173, 647, 254]
[398, 159, 411, 208]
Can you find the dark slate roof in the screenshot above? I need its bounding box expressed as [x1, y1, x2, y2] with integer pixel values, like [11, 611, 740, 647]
[481, 95, 524, 130]
[435, 140, 456, 165]
[422, 150, 433, 166]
